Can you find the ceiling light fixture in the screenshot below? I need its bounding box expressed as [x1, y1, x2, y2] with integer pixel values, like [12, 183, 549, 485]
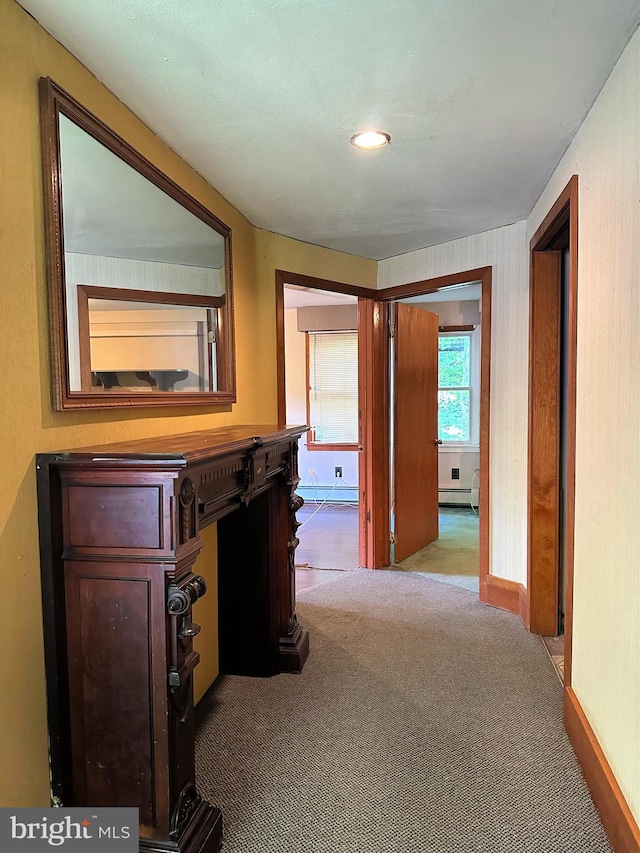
[350, 130, 391, 149]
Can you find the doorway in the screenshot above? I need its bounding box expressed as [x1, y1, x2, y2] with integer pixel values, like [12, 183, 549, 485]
[275, 266, 492, 606]
[389, 289, 482, 592]
[276, 272, 372, 582]
[366, 267, 492, 604]
[528, 176, 578, 686]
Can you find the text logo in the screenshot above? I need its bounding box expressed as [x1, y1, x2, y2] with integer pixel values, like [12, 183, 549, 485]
[0, 808, 138, 851]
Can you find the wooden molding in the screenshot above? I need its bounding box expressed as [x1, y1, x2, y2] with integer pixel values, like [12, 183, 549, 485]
[274, 269, 375, 299]
[518, 582, 530, 629]
[305, 443, 359, 452]
[438, 326, 475, 334]
[359, 299, 391, 568]
[379, 267, 487, 301]
[527, 175, 578, 685]
[480, 574, 525, 616]
[564, 688, 640, 853]
[527, 250, 561, 636]
[275, 272, 286, 426]
[439, 324, 475, 332]
[478, 268, 492, 597]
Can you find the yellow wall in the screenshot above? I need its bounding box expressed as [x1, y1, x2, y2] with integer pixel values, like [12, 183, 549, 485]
[0, 0, 376, 807]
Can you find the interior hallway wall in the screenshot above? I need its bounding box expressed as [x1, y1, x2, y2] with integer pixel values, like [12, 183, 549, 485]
[528, 28, 640, 826]
[378, 221, 529, 586]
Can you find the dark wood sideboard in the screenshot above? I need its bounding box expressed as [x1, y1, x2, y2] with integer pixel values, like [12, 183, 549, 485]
[36, 424, 309, 853]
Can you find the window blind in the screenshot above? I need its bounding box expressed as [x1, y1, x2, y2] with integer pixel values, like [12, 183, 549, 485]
[308, 331, 358, 443]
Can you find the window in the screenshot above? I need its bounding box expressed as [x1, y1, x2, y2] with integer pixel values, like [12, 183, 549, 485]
[307, 331, 358, 446]
[438, 333, 472, 442]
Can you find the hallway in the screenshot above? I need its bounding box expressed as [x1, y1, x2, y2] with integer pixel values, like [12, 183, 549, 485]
[196, 570, 610, 852]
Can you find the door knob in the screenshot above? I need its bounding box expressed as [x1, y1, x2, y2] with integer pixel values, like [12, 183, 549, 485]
[434, 439, 442, 446]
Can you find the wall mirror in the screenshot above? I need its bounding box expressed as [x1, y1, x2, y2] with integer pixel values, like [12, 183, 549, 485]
[39, 78, 235, 410]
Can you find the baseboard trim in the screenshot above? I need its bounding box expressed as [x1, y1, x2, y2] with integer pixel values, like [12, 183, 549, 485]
[480, 574, 525, 618]
[564, 687, 640, 853]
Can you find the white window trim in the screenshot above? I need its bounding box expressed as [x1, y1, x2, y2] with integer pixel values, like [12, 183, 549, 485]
[438, 329, 480, 447]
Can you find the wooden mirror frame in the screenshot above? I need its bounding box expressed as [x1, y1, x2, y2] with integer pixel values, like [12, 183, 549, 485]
[39, 77, 236, 410]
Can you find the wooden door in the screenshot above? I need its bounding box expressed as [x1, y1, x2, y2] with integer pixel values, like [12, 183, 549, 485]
[393, 303, 439, 562]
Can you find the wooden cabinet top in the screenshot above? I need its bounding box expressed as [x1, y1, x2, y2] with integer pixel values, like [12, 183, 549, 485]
[38, 423, 308, 466]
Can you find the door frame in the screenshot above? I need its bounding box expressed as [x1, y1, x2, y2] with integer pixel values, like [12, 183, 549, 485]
[274, 270, 376, 566]
[527, 176, 578, 685]
[373, 267, 492, 598]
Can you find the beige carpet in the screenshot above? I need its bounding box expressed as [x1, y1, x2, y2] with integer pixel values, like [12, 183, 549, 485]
[394, 506, 479, 592]
[195, 570, 609, 852]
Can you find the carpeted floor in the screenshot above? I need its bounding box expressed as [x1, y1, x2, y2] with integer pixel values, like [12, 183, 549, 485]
[195, 570, 610, 853]
[395, 506, 479, 593]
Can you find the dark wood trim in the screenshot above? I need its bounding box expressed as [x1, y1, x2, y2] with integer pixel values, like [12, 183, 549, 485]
[39, 77, 236, 410]
[275, 269, 376, 300]
[77, 284, 225, 309]
[377, 268, 486, 302]
[528, 176, 578, 687]
[304, 332, 311, 438]
[564, 687, 640, 853]
[519, 583, 530, 628]
[305, 443, 359, 452]
[77, 288, 92, 392]
[439, 324, 476, 332]
[77, 285, 226, 396]
[478, 268, 492, 597]
[275, 273, 287, 426]
[531, 177, 577, 250]
[527, 250, 561, 636]
[361, 299, 391, 568]
[357, 300, 370, 567]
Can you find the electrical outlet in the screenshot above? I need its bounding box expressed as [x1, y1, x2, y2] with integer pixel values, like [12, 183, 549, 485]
[334, 466, 343, 478]
[308, 468, 316, 477]
[451, 468, 460, 480]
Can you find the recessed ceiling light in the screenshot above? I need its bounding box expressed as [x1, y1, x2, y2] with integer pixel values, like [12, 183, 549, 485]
[350, 130, 391, 149]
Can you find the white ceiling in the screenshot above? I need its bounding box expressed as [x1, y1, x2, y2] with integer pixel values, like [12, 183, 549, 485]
[402, 283, 482, 304]
[283, 281, 480, 309]
[283, 285, 357, 310]
[19, 0, 639, 260]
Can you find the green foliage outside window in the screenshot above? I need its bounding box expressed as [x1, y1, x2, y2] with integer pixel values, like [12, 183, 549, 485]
[438, 335, 471, 441]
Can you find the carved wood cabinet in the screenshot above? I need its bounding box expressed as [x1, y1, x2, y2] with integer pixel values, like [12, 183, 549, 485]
[36, 425, 309, 853]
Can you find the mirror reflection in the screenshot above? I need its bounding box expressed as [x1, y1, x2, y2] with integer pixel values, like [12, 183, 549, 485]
[80, 289, 220, 393]
[40, 78, 235, 409]
[59, 114, 226, 395]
